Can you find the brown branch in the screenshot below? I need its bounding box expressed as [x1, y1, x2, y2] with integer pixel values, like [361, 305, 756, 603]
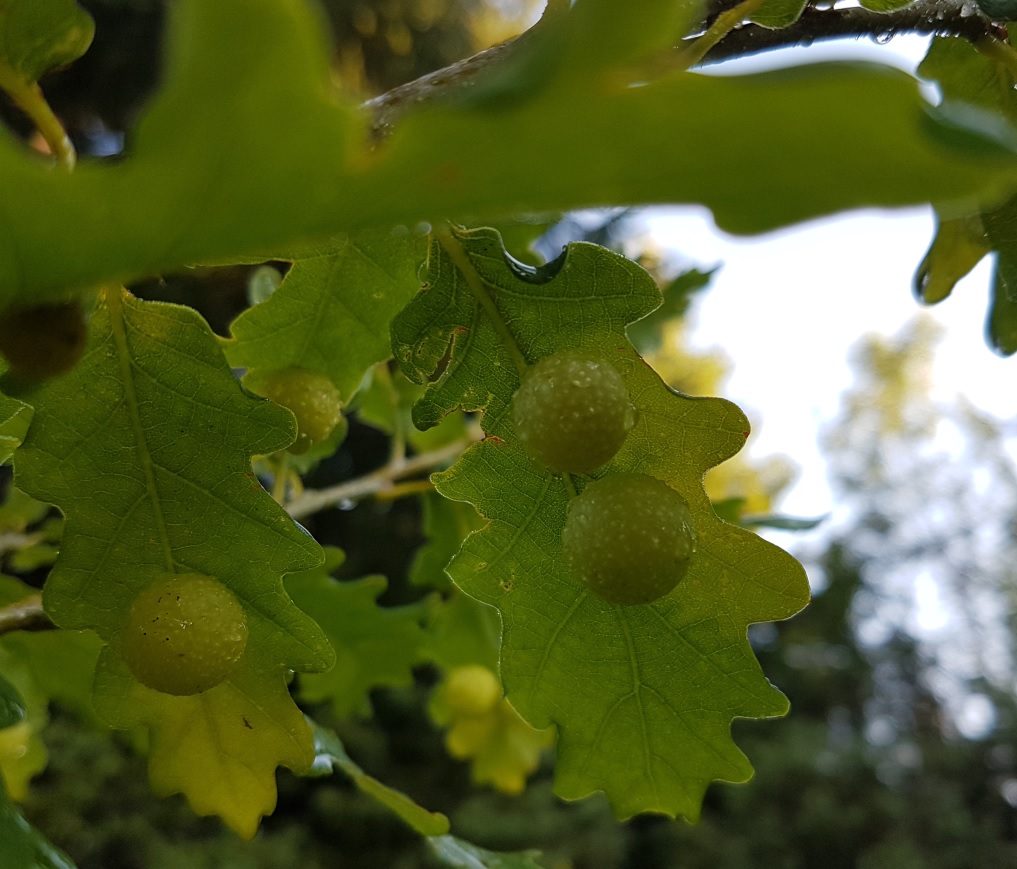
[701, 4, 1004, 66]
[0, 593, 54, 635]
[366, 2, 1006, 136]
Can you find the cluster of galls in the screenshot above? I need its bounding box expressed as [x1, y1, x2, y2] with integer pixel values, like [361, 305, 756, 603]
[511, 351, 696, 606]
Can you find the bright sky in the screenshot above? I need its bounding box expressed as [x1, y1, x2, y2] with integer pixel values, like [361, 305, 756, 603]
[643, 34, 1016, 519]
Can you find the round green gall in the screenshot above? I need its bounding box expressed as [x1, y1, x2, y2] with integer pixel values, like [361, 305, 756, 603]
[512, 351, 635, 474]
[443, 665, 502, 716]
[562, 473, 696, 606]
[123, 573, 248, 696]
[247, 366, 342, 453]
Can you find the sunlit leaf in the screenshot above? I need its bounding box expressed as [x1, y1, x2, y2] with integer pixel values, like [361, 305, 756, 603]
[225, 228, 427, 401]
[914, 212, 990, 305]
[1, 3, 1014, 306]
[6, 288, 334, 836]
[393, 227, 809, 820]
[0, 395, 32, 466]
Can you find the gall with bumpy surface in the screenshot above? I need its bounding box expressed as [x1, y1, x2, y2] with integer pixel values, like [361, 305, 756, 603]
[246, 366, 342, 453]
[562, 473, 696, 605]
[512, 351, 635, 474]
[123, 573, 249, 696]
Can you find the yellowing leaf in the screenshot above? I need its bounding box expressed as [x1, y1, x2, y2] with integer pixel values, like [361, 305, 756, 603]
[431, 666, 554, 796]
[93, 651, 312, 839]
[6, 288, 334, 836]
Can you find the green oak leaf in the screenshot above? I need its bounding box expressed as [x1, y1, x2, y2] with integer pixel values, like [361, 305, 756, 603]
[0, 0, 94, 84]
[287, 555, 425, 718]
[914, 211, 990, 305]
[750, 0, 808, 30]
[392, 227, 809, 820]
[0, 773, 75, 869]
[1, 2, 1015, 306]
[310, 721, 450, 836]
[6, 288, 334, 837]
[0, 394, 32, 466]
[410, 492, 484, 591]
[423, 591, 502, 674]
[989, 261, 1017, 354]
[919, 35, 1017, 124]
[427, 835, 547, 869]
[0, 576, 101, 799]
[626, 267, 715, 354]
[859, 0, 916, 10]
[0, 671, 24, 730]
[224, 228, 427, 402]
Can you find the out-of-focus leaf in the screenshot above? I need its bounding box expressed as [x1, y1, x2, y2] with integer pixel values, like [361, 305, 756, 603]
[7, 288, 334, 837]
[287, 555, 425, 718]
[0, 396, 32, 466]
[424, 591, 502, 674]
[741, 513, 827, 531]
[393, 227, 809, 820]
[859, 0, 916, 10]
[627, 267, 715, 354]
[310, 721, 450, 836]
[0, 0, 94, 84]
[0, 774, 76, 869]
[0, 673, 24, 729]
[914, 212, 990, 304]
[2, 4, 1015, 307]
[750, 0, 808, 30]
[427, 835, 547, 869]
[430, 665, 554, 795]
[989, 262, 1017, 354]
[919, 36, 1017, 119]
[410, 492, 484, 591]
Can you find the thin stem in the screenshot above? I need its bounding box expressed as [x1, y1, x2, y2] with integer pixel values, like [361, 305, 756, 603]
[375, 364, 407, 466]
[374, 479, 436, 501]
[286, 432, 480, 520]
[0, 65, 76, 170]
[677, 0, 769, 70]
[0, 594, 54, 635]
[435, 226, 530, 379]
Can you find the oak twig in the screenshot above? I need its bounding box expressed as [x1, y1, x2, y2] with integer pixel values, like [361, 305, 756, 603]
[286, 430, 482, 521]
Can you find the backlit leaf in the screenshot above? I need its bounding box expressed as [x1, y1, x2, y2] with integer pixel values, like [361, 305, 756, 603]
[6, 288, 334, 836]
[392, 227, 809, 820]
[1, 3, 1014, 306]
[225, 228, 427, 402]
